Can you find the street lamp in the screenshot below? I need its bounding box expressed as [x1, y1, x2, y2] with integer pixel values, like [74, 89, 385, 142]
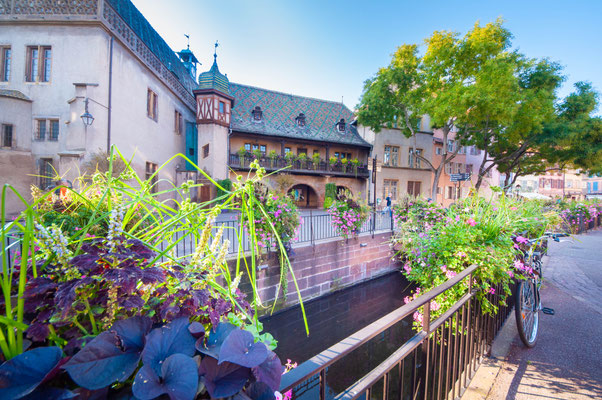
[80, 98, 94, 127]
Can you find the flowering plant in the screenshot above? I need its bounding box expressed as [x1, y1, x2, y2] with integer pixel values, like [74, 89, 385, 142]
[328, 192, 368, 239]
[393, 195, 558, 330]
[558, 201, 600, 233]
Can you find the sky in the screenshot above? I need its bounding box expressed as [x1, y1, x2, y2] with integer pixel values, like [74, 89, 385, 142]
[131, 0, 602, 114]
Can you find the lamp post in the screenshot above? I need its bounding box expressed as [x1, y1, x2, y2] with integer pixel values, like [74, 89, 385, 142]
[80, 98, 94, 127]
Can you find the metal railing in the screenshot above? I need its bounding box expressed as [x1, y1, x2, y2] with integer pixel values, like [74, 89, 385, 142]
[229, 154, 370, 178]
[160, 211, 394, 258]
[279, 264, 515, 400]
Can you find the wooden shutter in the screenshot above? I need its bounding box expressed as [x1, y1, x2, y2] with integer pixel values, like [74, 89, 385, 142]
[185, 122, 198, 170]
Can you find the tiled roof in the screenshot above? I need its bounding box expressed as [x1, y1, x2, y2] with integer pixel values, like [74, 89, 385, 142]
[198, 57, 230, 95]
[229, 83, 371, 148]
[0, 89, 32, 102]
[106, 0, 196, 91]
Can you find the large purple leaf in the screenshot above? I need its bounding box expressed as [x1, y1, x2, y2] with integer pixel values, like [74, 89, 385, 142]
[133, 353, 198, 400]
[21, 387, 76, 400]
[219, 329, 268, 368]
[244, 382, 277, 400]
[199, 356, 250, 399]
[188, 321, 205, 338]
[63, 331, 141, 390]
[252, 350, 284, 391]
[126, 239, 155, 259]
[0, 346, 63, 399]
[196, 322, 236, 359]
[141, 317, 195, 376]
[112, 316, 152, 352]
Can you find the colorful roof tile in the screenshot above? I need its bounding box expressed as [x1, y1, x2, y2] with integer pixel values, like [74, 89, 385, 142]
[0, 89, 32, 102]
[198, 56, 230, 95]
[229, 83, 371, 148]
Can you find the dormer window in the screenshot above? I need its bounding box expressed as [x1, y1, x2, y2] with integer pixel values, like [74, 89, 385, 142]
[251, 106, 263, 122]
[295, 113, 306, 127]
[336, 118, 346, 133]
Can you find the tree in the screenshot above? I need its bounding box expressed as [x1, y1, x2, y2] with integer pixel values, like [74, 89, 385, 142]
[357, 19, 517, 199]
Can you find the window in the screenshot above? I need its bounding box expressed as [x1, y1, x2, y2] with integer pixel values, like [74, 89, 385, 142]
[408, 148, 422, 168]
[1, 46, 11, 82]
[147, 89, 158, 121]
[2, 124, 13, 148]
[445, 162, 453, 175]
[174, 110, 183, 135]
[465, 164, 472, 174]
[260, 145, 266, 154]
[435, 146, 442, 156]
[296, 113, 306, 127]
[594, 182, 599, 192]
[284, 147, 291, 154]
[334, 152, 340, 158]
[219, 101, 225, 115]
[297, 148, 307, 156]
[437, 187, 442, 195]
[34, 119, 59, 141]
[336, 118, 346, 133]
[383, 179, 398, 201]
[202, 144, 209, 158]
[145, 162, 158, 193]
[458, 146, 466, 155]
[447, 139, 454, 152]
[313, 150, 320, 156]
[26, 46, 51, 82]
[407, 181, 421, 197]
[446, 186, 457, 200]
[38, 158, 53, 190]
[469, 146, 481, 156]
[251, 106, 262, 121]
[244, 143, 251, 151]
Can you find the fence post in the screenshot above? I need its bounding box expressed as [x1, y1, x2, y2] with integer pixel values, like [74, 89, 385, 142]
[372, 211, 375, 239]
[310, 209, 314, 247]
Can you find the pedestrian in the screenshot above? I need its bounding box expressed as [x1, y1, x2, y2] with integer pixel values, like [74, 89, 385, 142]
[384, 193, 392, 216]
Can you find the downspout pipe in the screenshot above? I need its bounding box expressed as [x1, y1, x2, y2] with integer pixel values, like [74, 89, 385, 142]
[107, 35, 114, 152]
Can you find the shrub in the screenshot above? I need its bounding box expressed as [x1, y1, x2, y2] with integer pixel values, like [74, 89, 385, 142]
[216, 178, 232, 199]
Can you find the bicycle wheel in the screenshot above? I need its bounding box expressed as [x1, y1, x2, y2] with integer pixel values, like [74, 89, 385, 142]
[515, 279, 539, 347]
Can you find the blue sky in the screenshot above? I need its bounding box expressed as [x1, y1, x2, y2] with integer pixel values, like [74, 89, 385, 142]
[131, 0, 602, 114]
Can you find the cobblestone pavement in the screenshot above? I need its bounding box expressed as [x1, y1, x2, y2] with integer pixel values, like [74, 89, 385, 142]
[485, 228, 602, 400]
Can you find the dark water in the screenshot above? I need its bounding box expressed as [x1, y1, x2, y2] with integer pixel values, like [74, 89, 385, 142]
[261, 272, 417, 399]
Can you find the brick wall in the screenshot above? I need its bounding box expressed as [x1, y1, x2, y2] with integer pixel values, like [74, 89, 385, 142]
[233, 232, 399, 310]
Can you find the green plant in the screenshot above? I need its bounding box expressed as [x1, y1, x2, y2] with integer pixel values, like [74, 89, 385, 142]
[312, 153, 321, 170]
[328, 191, 368, 239]
[329, 156, 338, 166]
[0, 147, 309, 364]
[252, 148, 263, 159]
[216, 178, 232, 200]
[297, 152, 308, 168]
[392, 194, 559, 331]
[237, 147, 249, 166]
[323, 196, 333, 210]
[341, 157, 348, 172]
[285, 152, 295, 166]
[350, 158, 360, 176]
[268, 150, 279, 168]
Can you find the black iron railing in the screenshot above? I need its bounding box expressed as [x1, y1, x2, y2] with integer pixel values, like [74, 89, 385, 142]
[279, 264, 516, 400]
[229, 154, 370, 178]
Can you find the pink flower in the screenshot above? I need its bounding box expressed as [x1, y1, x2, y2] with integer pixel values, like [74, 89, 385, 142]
[445, 270, 457, 279]
[510, 206, 518, 211]
[515, 236, 529, 244]
[466, 218, 476, 226]
[489, 288, 495, 294]
[457, 251, 467, 258]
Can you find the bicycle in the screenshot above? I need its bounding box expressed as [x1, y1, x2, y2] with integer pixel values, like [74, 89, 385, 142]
[513, 231, 569, 347]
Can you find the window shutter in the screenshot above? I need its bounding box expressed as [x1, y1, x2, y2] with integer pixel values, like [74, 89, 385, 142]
[185, 122, 198, 170]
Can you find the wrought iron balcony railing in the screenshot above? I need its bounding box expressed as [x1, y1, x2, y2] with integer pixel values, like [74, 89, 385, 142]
[228, 153, 370, 178]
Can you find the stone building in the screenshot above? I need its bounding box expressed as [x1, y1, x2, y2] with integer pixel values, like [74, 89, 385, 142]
[358, 124, 433, 206]
[190, 58, 372, 208]
[0, 0, 198, 216]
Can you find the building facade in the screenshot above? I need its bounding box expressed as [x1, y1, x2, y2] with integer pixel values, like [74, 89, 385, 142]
[0, 0, 198, 216]
[358, 125, 433, 206]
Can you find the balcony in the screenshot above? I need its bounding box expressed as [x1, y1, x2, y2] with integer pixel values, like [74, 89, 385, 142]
[229, 154, 370, 178]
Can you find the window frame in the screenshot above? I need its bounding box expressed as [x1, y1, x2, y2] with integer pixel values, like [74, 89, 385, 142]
[1, 124, 13, 148]
[147, 89, 158, 121]
[145, 162, 159, 193]
[382, 179, 398, 201]
[26, 45, 51, 83]
[174, 110, 183, 135]
[0, 46, 11, 82]
[202, 143, 209, 159]
[38, 158, 54, 190]
[408, 148, 422, 168]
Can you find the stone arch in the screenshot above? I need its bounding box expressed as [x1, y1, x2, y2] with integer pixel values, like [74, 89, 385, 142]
[287, 183, 319, 208]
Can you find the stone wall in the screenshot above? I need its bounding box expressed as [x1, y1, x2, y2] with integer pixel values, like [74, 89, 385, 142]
[233, 232, 399, 311]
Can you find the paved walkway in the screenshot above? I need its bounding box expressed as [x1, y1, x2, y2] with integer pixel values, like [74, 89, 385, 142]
[464, 228, 602, 400]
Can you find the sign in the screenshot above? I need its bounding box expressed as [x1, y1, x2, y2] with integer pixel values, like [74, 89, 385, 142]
[450, 173, 471, 182]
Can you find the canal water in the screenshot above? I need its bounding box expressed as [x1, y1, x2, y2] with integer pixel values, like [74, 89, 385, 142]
[261, 271, 417, 399]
